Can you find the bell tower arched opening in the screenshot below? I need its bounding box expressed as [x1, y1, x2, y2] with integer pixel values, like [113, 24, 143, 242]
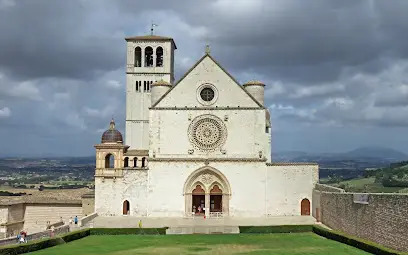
[134, 47, 141, 67]
[105, 154, 115, 169]
[156, 46, 163, 67]
[144, 46, 153, 67]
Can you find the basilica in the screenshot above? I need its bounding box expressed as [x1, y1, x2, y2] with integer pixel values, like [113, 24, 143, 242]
[94, 35, 318, 218]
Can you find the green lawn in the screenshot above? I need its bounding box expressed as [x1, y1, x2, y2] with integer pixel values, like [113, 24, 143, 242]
[31, 233, 369, 255]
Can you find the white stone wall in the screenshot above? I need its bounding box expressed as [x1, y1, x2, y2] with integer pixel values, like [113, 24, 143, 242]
[95, 170, 148, 216]
[265, 164, 319, 216]
[0, 207, 8, 224]
[149, 109, 269, 158]
[8, 204, 24, 222]
[23, 204, 82, 233]
[96, 161, 266, 217]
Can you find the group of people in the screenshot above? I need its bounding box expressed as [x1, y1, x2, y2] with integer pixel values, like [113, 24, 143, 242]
[68, 216, 79, 225]
[17, 231, 27, 244]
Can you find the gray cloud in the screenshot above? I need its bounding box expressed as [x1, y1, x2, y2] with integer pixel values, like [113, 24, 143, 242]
[2, 0, 408, 156]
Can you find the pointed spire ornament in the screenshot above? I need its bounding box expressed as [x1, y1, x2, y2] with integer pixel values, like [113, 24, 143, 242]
[205, 45, 211, 54]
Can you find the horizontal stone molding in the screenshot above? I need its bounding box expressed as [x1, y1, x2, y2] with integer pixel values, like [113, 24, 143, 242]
[0, 198, 82, 206]
[149, 157, 267, 162]
[0, 220, 24, 227]
[124, 149, 149, 156]
[266, 162, 318, 166]
[150, 107, 264, 110]
[94, 144, 129, 149]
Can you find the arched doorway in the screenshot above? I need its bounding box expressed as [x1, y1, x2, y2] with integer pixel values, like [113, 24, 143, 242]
[184, 167, 231, 217]
[123, 200, 130, 215]
[210, 185, 223, 213]
[133, 157, 137, 167]
[301, 198, 310, 216]
[192, 185, 205, 215]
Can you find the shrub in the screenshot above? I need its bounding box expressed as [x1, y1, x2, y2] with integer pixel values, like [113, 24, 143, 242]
[312, 225, 404, 255]
[239, 225, 314, 234]
[90, 228, 167, 235]
[0, 229, 90, 255]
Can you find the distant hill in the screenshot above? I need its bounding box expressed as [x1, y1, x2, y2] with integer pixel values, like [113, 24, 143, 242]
[343, 147, 408, 162]
[274, 147, 408, 163]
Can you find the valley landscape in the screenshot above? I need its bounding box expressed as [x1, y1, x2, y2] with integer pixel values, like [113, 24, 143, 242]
[1, 146, 407, 196]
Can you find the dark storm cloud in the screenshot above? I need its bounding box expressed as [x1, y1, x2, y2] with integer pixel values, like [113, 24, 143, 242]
[2, 0, 408, 156]
[0, 0, 124, 80]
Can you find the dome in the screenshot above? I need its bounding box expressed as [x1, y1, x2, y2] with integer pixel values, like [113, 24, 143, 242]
[152, 79, 172, 86]
[243, 80, 265, 86]
[101, 119, 123, 143]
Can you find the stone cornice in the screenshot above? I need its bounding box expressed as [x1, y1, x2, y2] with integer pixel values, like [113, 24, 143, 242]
[0, 220, 25, 226]
[149, 107, 264, 111]
[94, 144, 130, 149]
[267, 162, 319, 166]
[149, 157, 267, 162]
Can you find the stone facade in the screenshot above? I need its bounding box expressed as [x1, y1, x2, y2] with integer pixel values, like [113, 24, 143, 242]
[94, 35, 318, 219]
[315, 189, 408, 252]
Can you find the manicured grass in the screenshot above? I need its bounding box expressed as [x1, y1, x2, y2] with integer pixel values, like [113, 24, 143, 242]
[31, 233, 369, 255]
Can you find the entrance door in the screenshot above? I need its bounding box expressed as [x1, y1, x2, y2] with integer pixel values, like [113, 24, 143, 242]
[301, 198, 310, 216]
[192, 185, 205, 215]
[210, 185, 223, 212]
[123, 200, 130, 215]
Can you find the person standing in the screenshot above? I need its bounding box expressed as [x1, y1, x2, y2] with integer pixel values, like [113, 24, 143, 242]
[74, 216, 78, 225]
[69, 217, 73, 225]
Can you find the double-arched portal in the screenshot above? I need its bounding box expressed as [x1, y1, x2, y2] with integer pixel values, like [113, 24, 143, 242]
[183, 166, 231, 217]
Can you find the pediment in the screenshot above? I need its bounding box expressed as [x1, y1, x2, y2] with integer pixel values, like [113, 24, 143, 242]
[152, 55, 263, 109]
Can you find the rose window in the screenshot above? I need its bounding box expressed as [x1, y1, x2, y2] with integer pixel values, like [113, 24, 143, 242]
[188, 115, 227, 151]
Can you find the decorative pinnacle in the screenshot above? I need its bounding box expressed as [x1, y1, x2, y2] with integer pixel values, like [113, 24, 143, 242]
[109, 118, 115, 130]
[205, 45, 211, 54]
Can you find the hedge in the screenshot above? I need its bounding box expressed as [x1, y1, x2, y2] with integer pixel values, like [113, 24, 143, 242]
[90, 228, 167, 235]
[312, 225, 406, 255]
[0, 229, 90, 255]
[239, 225, 314, 233]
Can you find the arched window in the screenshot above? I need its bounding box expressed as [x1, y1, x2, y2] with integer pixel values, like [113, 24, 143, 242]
[142, 157, 146, 167]
[134, 47, 142, 67]
[123, 200, 130, 215]
[124, 157, 129, 168]
[145, 46, 153, 67]
[301, 198, 311, 216]
[133, 157, 138, 167]
[156, 47, 163, 67]
[105, 154, 114, 169]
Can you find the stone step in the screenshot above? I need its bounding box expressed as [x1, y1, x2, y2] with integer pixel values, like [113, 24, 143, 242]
[166, 226, 239, 235]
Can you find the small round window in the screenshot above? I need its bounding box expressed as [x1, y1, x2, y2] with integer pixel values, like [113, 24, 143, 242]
[200, 87, 215, 102]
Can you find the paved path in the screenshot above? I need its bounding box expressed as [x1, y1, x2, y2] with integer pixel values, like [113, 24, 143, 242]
[93, 216, 316, 228]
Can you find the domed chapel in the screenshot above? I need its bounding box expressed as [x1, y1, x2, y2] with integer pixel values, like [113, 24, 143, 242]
[94, 34, 319, 218]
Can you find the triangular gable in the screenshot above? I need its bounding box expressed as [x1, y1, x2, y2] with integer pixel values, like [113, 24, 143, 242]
[151, 54, 264, 108]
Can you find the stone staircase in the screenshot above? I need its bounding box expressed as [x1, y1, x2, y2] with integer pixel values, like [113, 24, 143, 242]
[166, 226, 239, 235]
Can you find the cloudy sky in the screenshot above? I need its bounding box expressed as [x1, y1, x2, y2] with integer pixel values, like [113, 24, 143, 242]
[1, 0, 408, 157]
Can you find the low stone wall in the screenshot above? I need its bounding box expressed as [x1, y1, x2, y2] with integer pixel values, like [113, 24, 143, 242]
[80, 212, 97, 227]
[0, 224, 70, 246]
[315, 183, 345, 193]
[317, 191, 408, 252]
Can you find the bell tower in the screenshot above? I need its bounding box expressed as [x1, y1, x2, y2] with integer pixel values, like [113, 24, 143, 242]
[124, 34, 177, 150]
